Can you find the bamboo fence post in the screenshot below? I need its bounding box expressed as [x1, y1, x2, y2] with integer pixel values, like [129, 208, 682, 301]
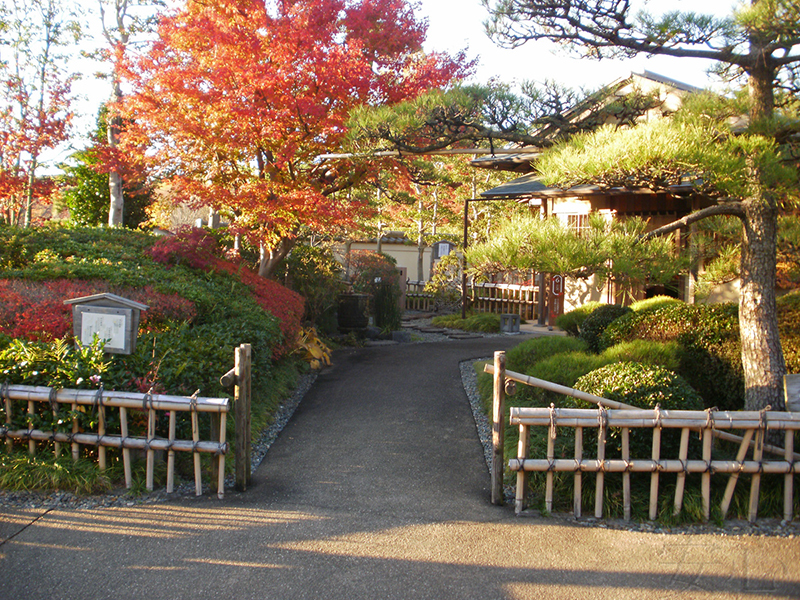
[4, 384, 12, 452]
[702, 425, 713, 521]
[50, 389, 61, 457]
[166, 410, 176, 493]
[217, 411, 227, 500]
[749, 428, 765, 523]
[721, 428, 755, 519]
[119, 406, 132, 488]
[97, 389, 106, 471]
[673, 428, 691, 516]
[574, 427, 583, 518]
[27, 399, 35, 455]
[649, 423, 662, 521]
[622, 427, 631, 521]
[595, 406, 607, 519]
[210, 413, 220, 493]
[491, 351, 506, 506]
[191, 396, 202, 496]
[145, 395, 156, 492]
[71, 400, 79, 461]
[545, 414, 555, 514]
[785, 430, 794, 522]
[515, 424, 529, 514]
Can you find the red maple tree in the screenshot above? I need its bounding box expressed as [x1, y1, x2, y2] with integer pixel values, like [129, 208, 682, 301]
[116, 0, 469, 276]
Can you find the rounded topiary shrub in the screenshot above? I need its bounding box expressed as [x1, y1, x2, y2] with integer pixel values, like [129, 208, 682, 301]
[579, 304, 632, 352]
[573, 361, 704, 459]
[555, 301, 603, 337]
[506, 336, 589, 375]
[599, 302, 743, 410]
[629, 295, 683, 313]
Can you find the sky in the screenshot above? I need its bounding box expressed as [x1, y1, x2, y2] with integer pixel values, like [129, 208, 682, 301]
[416, 0, 740, 91]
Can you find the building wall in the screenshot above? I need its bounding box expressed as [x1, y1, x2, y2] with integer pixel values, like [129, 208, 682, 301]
[332, 242, 434, 282]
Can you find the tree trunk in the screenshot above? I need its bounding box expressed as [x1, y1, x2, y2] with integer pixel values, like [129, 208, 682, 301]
[258, 237, 295, 279]
[108, 81, 124, 227]
[739, 185, 786, 412]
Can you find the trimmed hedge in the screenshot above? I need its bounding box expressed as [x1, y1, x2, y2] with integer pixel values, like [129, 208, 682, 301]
[579, 304, 632, 352]
[573, 361, 704, 458]
[555, 301, 603, 337]
[600, 302, 742, 410]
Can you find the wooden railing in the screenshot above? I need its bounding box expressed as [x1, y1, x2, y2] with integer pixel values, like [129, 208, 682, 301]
[2, 384, 231, 499]
[469, 282, 538, 321]
[486, 352, 800, 523]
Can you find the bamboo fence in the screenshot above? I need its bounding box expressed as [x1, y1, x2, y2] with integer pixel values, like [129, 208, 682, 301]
[405, 280, 435, 312]
[1, 383, 230, 499]
[486, 357, 800, 523]
[470, 282, 538, 321]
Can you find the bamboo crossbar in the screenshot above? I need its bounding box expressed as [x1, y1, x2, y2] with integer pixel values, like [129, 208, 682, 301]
[0, 427, 226, 454]
[510, 407, 800, 431]
[3, 385, 230, 413]
[1, 382, 231, 499]
[509, 458, 800, 475]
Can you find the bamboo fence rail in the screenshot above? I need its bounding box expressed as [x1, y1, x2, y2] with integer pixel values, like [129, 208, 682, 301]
[1, 383, 230, 499]
[485, 357, 800, 523]
[469, 282, 537, 321]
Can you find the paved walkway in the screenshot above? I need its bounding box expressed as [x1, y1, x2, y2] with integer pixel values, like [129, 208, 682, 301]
[2, 336, 800, 599]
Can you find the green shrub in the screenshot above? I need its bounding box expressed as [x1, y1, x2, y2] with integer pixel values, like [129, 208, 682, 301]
[506, 336, 589, 374]
[600, 302, 743, 410]
[431, 312, 501, 333]
[629, 295, 683, 313]
[777, 289, 800, 375]
[579, 304, 632, 352]
[555, 301, 602, 336]
[600, 340, 683, 372]
[573, 362, 704, 459]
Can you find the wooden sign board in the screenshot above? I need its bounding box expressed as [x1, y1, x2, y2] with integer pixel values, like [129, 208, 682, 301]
[64, 293, 148, 355]
[785, 375, 800, 412]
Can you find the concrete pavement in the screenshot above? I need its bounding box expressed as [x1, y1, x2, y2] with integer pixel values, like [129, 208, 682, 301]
[1, 336, 799, 599]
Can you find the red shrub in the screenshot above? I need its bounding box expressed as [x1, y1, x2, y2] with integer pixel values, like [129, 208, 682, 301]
[0, 279, 196, 341]
[148, 228, 304, 359]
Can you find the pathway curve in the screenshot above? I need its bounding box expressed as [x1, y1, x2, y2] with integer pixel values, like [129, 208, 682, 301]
[1, 337, 800, 599]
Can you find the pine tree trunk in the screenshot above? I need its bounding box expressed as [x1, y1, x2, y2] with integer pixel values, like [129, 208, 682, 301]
[739, 188, 786, 411]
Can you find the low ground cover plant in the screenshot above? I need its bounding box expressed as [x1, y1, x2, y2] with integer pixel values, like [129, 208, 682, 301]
[432, 312, 501, 333]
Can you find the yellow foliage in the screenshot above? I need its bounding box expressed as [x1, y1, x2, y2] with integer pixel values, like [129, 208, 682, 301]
[295, 327, 332, 370]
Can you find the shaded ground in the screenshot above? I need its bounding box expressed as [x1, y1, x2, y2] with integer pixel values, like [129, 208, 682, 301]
[2, 336, 799, 599]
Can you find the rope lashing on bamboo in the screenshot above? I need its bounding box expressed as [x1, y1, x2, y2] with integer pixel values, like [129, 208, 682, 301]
[142, 389, 153, 412]
[701, 407, 716, 440]
[654, 404, 663, 430]
[190, 390, 199, 412]
[93, 385, 104, 410]
[549, 404, 557, 440]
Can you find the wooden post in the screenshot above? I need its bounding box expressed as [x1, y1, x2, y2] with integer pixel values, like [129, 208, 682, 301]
[622, 427, 631, 521]
[595, 407, 607, 519]
[574, 427, 583, 518]
[649, 425, 662, 521]
[673, 428, 690, 516]
[97, 395, 106, 472]
[191, 402, 202, 496]
[234, 344, 252, 492]
[785, 430, 794, 522]
[166, 410, 176, 493]
[119, 406, 132, 489]
[27, 399, 35, 455]
[217, 411, 227, 500]
[702, 427, 713, 521]
[71, 401, 79, 461]
[491, 351, 506, 506]
[4, 388, 11, 452]
[749, 428, 765, 523]
[145, 400, 156, 492]
[210, 413, 220, 493]
[545, 423, 555, 513]
[515, 424, 529, 514]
